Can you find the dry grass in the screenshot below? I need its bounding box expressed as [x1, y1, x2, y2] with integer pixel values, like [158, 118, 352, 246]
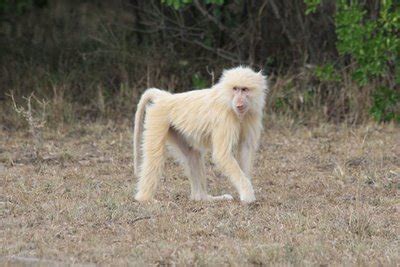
[1, 120, 399, 265]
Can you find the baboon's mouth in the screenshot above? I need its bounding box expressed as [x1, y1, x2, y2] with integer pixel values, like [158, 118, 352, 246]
[237, 107, 247, 113]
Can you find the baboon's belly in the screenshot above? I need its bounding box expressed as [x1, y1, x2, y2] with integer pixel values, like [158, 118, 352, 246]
[169, 126, 212, 152]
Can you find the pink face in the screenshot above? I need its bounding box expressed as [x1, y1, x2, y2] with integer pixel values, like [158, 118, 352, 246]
[232, 86, 250, 116]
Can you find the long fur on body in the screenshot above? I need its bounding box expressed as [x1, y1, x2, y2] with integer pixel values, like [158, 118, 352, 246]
[133, 66, 267, 202]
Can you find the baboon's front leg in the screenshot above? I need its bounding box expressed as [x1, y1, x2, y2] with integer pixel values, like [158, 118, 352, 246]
[213, 153, 256, 203]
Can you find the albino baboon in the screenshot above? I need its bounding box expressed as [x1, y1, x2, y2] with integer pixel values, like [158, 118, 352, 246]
[133, 66, 267, 203]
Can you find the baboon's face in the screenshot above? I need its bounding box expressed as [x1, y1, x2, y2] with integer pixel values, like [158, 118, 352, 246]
[231, 86, 251, 117]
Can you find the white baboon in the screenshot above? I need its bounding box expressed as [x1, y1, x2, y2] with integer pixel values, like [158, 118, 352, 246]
[133, 66, 267, 203]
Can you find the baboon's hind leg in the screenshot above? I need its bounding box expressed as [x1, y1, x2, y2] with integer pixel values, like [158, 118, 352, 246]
[135, 108, 169, 202]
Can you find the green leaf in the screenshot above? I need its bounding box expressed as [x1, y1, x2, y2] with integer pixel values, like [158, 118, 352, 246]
[304, 0, 321, 15]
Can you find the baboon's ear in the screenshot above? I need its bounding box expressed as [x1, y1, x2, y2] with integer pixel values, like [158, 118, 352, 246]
[220, 68, 230, 81]
[258, 70, 267, 80]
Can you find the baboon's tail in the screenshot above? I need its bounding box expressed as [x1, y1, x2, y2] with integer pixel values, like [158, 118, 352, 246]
[133, 88, 169, 176]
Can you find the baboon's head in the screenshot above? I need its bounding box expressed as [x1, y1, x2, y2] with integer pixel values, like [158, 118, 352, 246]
[217, 66, 267, 117]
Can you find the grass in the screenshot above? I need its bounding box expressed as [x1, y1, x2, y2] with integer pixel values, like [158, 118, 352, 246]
[1, 119, 399, 265]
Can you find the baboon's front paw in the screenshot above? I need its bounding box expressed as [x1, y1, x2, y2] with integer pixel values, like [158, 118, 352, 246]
[220, 194, 234, 200]
[208, 194, 234, 201]
[134, 192, 153, 202]
[240, 193, 256, 203]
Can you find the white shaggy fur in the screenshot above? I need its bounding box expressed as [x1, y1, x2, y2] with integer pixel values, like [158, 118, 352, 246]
[133, 66, 268, 203]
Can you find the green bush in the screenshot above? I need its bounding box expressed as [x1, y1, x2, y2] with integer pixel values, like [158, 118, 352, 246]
[315, 63, 341, 82]
[306, 0, 399, 122]
[370, 87, 400, 122]
[335, 0, 400, 86]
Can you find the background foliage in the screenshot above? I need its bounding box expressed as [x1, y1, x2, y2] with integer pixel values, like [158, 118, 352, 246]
[0, 0, 398, 127]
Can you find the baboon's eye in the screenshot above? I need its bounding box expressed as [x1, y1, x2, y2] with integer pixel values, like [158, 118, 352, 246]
[242, 87, 249, 92]
[233, 86, 239, 91]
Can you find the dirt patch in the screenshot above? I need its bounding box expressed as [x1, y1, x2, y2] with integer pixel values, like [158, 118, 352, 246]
[1, 122, 399, 265]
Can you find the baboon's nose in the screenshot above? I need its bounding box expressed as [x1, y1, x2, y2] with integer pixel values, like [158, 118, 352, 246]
[236, 103, 245, 111]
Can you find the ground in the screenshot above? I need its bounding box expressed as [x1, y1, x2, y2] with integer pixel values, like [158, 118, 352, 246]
[1, 120, 399, 265]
